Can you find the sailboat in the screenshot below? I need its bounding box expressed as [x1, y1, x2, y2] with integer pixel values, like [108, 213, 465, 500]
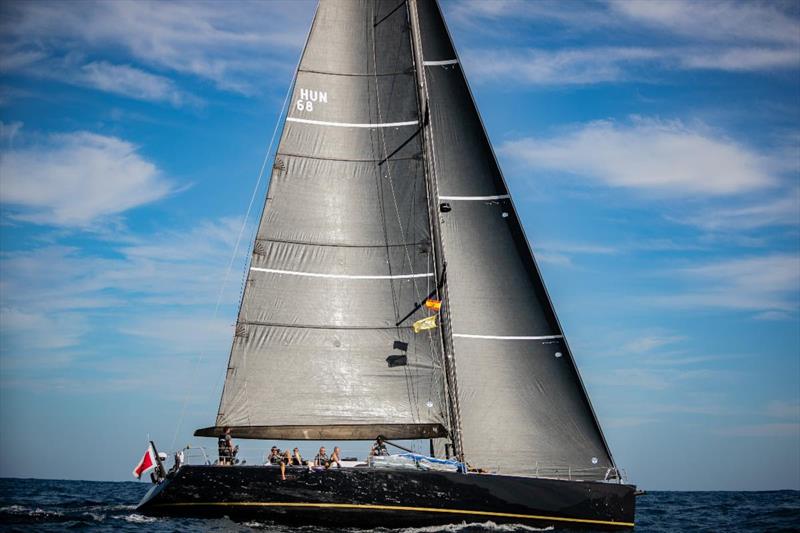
[136, 0, 637, 529]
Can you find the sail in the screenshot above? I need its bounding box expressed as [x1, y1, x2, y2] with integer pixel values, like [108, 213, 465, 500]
[413, 0, 616, 479]
[197, 0, 449, 441]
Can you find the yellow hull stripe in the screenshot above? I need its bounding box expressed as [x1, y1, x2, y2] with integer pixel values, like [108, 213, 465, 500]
[153, 501, 635, 528]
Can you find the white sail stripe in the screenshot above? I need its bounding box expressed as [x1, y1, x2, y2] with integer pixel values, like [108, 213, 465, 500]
[423, 59, 459, 66]
[286, 117, 418, 128]
[439, 195, 510, 201]
[250, 267, 434, 280]
[453, 334, 564, 341]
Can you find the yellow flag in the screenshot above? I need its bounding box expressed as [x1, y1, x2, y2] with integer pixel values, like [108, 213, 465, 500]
[413, 314, 438, 333]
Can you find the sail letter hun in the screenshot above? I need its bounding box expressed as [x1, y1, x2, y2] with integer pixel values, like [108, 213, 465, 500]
[415, 0, 616, 479]
[197, 0, 448, 441]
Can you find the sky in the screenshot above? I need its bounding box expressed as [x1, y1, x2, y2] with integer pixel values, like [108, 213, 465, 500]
[0, 0, 798, 491]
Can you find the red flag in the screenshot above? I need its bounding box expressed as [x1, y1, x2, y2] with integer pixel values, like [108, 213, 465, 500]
[132, 444, 156, 479]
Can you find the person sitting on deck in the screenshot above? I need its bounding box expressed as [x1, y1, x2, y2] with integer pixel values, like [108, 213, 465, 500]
[370, 436, 389, 457]
[217, 427, 237, 465]
[328, 446, 342, 469]
[280, 449, 292, 480]
[266, 446, 281, 465]
[291, 447, 305, 466]
[314, 446, 329, 467]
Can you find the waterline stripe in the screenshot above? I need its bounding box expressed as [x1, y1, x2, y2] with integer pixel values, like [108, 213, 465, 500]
[287, 117, 418, 128]
[250, 267, 433, 280]
[152, 501, 634, 528]
[424, 59, 459, 66]
[453, 334, 564, 341]
[439, 195, 510, 201]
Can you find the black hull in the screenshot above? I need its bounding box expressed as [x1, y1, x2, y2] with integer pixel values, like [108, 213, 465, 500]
[137, 465, 635, 530]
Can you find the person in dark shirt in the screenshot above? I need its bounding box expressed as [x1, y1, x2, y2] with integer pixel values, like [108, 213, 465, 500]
[266, 446, 281, 465]
[218, 427, 235, 465]
[370, 436, 388, 457]
[314, 446, 329, 467]
[291, 447, 305, 466]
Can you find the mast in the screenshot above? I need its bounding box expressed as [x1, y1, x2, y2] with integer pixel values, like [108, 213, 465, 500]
[407, 0, 464, 461]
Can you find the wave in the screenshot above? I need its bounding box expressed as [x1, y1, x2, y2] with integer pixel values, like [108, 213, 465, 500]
[396, 522, 554, 533]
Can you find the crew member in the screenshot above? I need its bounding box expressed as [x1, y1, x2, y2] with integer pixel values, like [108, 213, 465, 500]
[314, 446, 329, 467]
[218, 427, 236, 465]
[328, 446, 342, 468]
[280, 449, 292, 480]
[370, 436, 389, 457]
[292, 447, 305, 466]
[267, 446, 281, 465]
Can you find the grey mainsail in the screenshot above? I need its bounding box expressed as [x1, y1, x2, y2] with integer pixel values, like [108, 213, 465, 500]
[197, 0, 449, 441]
[197, 0, 618, 482]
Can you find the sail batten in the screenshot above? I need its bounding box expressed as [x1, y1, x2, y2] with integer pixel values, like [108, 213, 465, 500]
[286, 117, 419, 128]
[250, 267, 434, 280]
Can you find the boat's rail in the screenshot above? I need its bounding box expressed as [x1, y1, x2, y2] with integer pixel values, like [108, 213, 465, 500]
[533, 464, 624, 482]
[163, 445, 627, 484]
[165, 445, 367, 469]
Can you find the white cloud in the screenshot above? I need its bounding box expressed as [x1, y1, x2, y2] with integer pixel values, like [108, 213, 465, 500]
[534, 251, 573, 268]
[605, 416, 657, 428]
[1, 0, 312, 96]
[501, 117, 775, 197]
[766, 400, 800, 420]
[464, 47, 661, 85]
[676, 192, 800, 231]
[533, 240, 619, 267]
[716, 423, 800, 437]
[0, 307, 88, 352]
[447, 0, 615, 30]
[0, 129, 176, 226]
[464, 45, 799, 86]
[591, 367, 738, 391]
[680, 47, 800, 71]
[536, 241, 619, 255]
[624, 335, 686, 354]
[0, 218, 246, 312]
[0, 120, 23, 143]
[0, 217, 248, 373]
[657, 254, 800, 315]
[78, 61, 201, 107]
[452, 0, 799, 85]
[608, 0, 800, 47]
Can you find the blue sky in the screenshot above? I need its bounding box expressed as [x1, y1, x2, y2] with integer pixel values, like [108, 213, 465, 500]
[0, 0, 798, 491]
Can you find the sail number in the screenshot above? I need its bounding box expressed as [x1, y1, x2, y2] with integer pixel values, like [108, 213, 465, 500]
[296, 88, 328, 112]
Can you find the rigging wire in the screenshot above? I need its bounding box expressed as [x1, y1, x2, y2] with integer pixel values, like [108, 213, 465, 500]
[169, 53, 301, 453]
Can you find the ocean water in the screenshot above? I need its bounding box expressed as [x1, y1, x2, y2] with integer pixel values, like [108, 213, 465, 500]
[0, 478, 798, 532]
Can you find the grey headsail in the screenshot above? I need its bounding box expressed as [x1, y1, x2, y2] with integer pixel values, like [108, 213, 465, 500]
[196, 0, 449, 441]
[412, 0, 617, 479]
